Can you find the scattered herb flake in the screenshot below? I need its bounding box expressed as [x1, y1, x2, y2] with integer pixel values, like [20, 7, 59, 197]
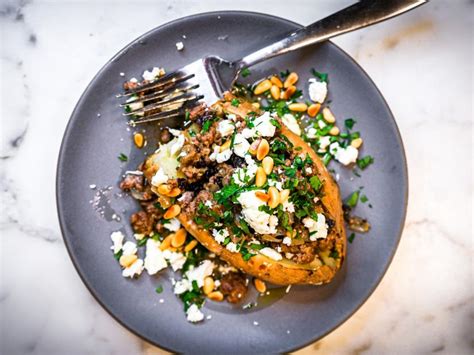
[360, 195, 368, 203]
[345, 190, 360, 208]
[241, 68, 251, 78]
[155, 285, 163, 294]
[345, 118, 356, 130]
[311, 68, 328, 82]
[348, 233, 355, 243]
[231, 98, 240, 107]
[118, 153, 128, 162]
[356, 156, 374, 170]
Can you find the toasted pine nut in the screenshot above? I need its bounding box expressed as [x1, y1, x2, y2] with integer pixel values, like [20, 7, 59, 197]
[203, 276, 215, 295]
[133, 132, 145, 148]
[256, 139, 270, 161]
[270, 75, 283, 88]
[207, 291, 224, 302]
[322, 107, 336, 123]
[220, 140, 231, 152]
[284, 72, 298, 88]
[164, 204, 181, 219]
[255, 191, 270, 202]
[262, 156, 274, 175]
[268, 186, 280, 209]
[171, 228, 187, 248]
[307, 103, 321, 117]
[119, 254, 138, 268]
[351, 137, 363, 149]
[255, 167, 267, 187]
[253, 79, 272, 95]
[157, 184, 172, 196]
[249, 139, 261, 156]
[158, 195, 171, 209]
[329, 126, 340, 136]
[252, 102, 261, 110]
[279, 189, 290, 203]
[283, 85, 296, 99]
[184, 239, 198, 253]
[270, 85, 281, 100]
[253, 278, 267, 293]
[288, 103, 308, 112]
[160, 234, 173, 250]
[167, 187, 181, 198]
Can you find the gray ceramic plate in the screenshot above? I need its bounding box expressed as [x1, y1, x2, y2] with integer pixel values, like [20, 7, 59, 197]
[57, 11, 407, 354]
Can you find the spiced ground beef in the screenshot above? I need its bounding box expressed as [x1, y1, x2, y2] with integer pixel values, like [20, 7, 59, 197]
[219, 272, 248, 304]
[120, 174, 144, 191]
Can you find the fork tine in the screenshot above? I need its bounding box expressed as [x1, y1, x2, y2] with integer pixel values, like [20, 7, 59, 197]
[120, 83, 199, 107]
[123, 92, 201, 117]
[117, 71, 194, 98]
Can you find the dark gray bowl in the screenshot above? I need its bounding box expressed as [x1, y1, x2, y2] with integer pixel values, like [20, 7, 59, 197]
[56, 11, 407, 354]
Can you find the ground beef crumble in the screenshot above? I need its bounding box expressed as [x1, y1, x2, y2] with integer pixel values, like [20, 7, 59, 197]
[219, 272, 248, 303]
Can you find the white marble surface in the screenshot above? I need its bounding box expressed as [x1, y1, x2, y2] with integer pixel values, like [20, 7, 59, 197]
[1, 0, 472, 354]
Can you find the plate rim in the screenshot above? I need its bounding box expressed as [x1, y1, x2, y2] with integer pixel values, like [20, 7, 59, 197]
[56, 10, 408, 353]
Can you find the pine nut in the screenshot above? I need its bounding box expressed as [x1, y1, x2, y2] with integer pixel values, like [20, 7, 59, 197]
[207, 291, 224, 302]
[203, 276, 215, 295]
[255, 191, 270, 202]
[171, 228, 187, 248]
[322, 107, 336, 123]
[279, 189, 290, 203]
[220, 140, 231, 152]
[288, 103, 308, 112]
[164, 204, 181, 219]
[262, 156, 274, 175]
[270, 85, 281, 100]
[158, 195, 171, 209]
[252, 102, 261, 110]
[351, 137, 363, 148]
[256, 139, 270, 161]
[307, 103, 321, 117]
[184, 239, 198, 253]
[255, 167, 267, 187]
[268, 186, 280, 209]
[253, 79, 272, 95]
[329, 126, 340, 136]
[119, 254, 138, 268]
[248, 139, 260, 156]
[282, 85, 296, 100]
[167, 187, 181, 198]
[160, 234, 173, 250]
[270, 76, 283, 88]
[253, 278, 267, 293]
[133, 132, 145, 148]
[157, 184, 172, 196]
[284, 72, 298, 88]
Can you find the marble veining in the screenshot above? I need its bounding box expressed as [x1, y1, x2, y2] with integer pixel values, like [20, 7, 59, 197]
[1, 0, 472, 354]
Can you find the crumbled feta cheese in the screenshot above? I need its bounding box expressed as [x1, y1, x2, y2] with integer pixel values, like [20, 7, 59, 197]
[89, 184, 97, 189]
[142, 67, 164, 81]
[122, 241, 138, 256]
[134, 233, 145, 241]
[144, 239, 168, 275]
[122, 259, 144, 278]
[210, 146, 232, 163]
[318, 120, 327, 129]
[214, 280, 221, 288]
[227, 113, 237, 121]
[282, 237, 292, 246]
[151, 167, 169, 186]
[232, 134, 250, 157]
[232, 155, 258, 186]
[129, 77, 138, 83]
[217, 120, 235, 137]
[303, 214, 328, 241]
[162, 249, 187, 271]
[212, 229, 229, 244]
[253, 321, 259, 326]
[176, 41, 184, 51]
[305, 167, 313, 174]
[285, 252, 294, 259]
[281, 114, 301, 136]
[204, 201, 213, 209]
[255, 112, 277, 137]
[110, 231, 124, 254]
[318, 136, 331, 151]
[170, 134, 185, 156]
[259, 247, 283, 261]
[206, 315, 212, 320]
[267, 179, 283, 191]
[282, 201, 295, 213]
[329, 142, 358, 165]
[164, 218, 181, 232]
[174, 279, 192, 294]
[308, 78, 328, 103]
[186, 260, 214, 288]
[226, 242, 239, 253]
[241, 127, 256, 139]
[237, 190, 278, 234]
[186, 304, 204, 323]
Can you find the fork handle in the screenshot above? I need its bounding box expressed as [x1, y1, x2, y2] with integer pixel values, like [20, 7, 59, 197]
[236, 0, 426, 70]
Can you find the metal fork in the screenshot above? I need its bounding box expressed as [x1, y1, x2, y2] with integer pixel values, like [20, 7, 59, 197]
[119, 0, 426, 125]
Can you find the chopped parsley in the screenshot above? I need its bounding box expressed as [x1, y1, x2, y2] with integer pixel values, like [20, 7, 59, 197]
[344, 118, 356, 130]
[270, 118, 281, 128]
[360, 195, 369, 203]
[348, 233, 355, 243]
[241, 68, 251, 78]
[356, 156, 374, 170]
[118, 153, 128, 162]
[309, 176, 322, 191]
[155, 285, 163, 294]
[201, 119, 214, 133]
[345, 190, 360, 208]
[329, 250, 339, 259]
[231, 98, 240, 107]
[185, 110, 190, 120]
[114, 250, 123, 260]
[311, 68, 328, 82]
[280, 69, 290, 78]
[137, 237, 148, 247]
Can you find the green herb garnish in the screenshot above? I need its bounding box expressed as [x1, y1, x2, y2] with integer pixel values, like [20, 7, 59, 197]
[155, 285, 163, 294]
[311, 68, 328, 82]
[344, 118, 356, 130]
[118, 153, 128, 162]
[356, 156, 374, 170]
[348, 233, 355, 243]
[309, 176, 322, 191]
[345, 190, 360, 208]
[241, 68, 251, 77]
[231, 98, 240, 107]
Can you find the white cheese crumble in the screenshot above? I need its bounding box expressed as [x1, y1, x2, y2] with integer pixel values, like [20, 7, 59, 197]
[303, 214, 328, 241]
[232, 155, 258, 186]
[164, 218, 181, 232]
[318, 120, 327, 129]
[142, 67, 164, 81]
[110, 231, 124, 254]
[237, 190, 278, 234]
[162, 249, 187, 271]
[212, 228, 229, 244]
[134, 233, 145, 241]
[176, 41, 184, 51]
[281, 113, 301, 136]
[282, 200, 295, 213]
[144, 239, 168, 275]
[267, 179, 283, 191]
[122, 259, 144, 278]
[259, 247, 283, 261]
[243, 112, 276, 138]
[186, 260, 214, 288]
[232, 133, 250, 157]
[217, 120, 235, 137]
[210, 146, 232, 163]
[122, 241, 137, 256]
[329, 142, 359, 165]
[226, 242, 239, 253]
[318, 136, 331, 151]
[306, 127, 318, 139]
[174, 279, 192, 295]
[151, 167, 169, 186]
[282, 237, 292, 246]
[305, 167, 313, 174]
[186, 304, 204, 323]
[308, 78, 328, 103]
